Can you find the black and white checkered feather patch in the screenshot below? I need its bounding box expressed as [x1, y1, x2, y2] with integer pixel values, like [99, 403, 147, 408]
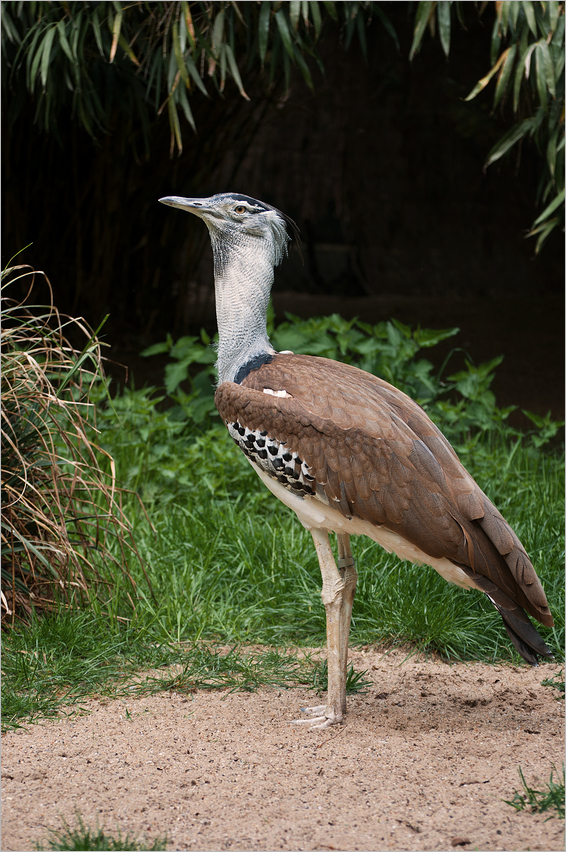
[227, 421, 315, 496]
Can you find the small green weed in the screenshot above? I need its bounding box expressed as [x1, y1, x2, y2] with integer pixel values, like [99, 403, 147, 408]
[504, 766, 565, 820]
[35, 813, 167, 850]
[309, 658, 372, 695]
[542, 669, 565, 699]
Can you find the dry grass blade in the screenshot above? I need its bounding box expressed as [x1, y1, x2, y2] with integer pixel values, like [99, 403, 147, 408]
[1, 264, 149, 625]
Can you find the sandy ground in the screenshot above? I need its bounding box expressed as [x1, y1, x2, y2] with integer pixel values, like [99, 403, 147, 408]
[1, 648, 564, 852]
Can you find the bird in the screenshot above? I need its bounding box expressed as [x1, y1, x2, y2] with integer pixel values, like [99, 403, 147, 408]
[159, 191, 553, 729]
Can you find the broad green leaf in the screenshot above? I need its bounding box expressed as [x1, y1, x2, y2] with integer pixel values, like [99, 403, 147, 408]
[224, 43, 250, 99]
[40, 25, 56, 90]
[275, 8, 295, 59]
[437, 0, 451, 59]
[484, 117, 535, 167]
[409, 1, 434, 61]
[258, 1, 271, 64]
[513, 53, 525, 112]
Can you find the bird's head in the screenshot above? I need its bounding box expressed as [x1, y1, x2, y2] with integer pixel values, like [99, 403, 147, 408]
[159, 192, 299, 268]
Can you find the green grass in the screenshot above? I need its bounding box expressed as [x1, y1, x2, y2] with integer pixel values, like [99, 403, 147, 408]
[35, 814, 167, 850]
[2, 316, 564, 730]
[504, 766, 565, 820]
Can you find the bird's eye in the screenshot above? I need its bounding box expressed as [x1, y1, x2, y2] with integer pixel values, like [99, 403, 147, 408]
[234, 205, 247, 214]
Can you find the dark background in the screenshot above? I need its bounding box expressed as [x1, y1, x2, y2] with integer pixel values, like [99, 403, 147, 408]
[3, 3, 563, 420]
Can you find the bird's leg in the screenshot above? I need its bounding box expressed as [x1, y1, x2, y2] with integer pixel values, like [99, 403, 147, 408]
[336, 532, 357, 714]
[293, 529, 356, 729]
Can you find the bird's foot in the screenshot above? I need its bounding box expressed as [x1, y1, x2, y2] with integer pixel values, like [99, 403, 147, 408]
[291, 704, 342, 729]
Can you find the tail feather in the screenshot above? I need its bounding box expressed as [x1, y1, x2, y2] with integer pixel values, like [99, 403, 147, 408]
[487, 596, 554, 666]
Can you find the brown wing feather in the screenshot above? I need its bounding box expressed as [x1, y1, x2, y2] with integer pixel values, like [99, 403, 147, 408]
[215, 353, 553, 628]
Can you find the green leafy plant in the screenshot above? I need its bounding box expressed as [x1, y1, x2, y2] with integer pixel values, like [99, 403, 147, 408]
[1, 264, 144, 624]
[141, 311, 563, 449]
[410, 1, 565, 251]
[504, 765, 565, 819]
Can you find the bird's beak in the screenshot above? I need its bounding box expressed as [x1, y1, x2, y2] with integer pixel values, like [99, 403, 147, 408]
[159, 196, 210, 216]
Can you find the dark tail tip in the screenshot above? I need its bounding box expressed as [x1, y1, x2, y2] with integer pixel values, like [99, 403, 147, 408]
[491, 600, 554, 666]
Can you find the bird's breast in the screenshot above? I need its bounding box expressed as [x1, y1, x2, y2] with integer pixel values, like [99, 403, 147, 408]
[226, 420, 315, 496]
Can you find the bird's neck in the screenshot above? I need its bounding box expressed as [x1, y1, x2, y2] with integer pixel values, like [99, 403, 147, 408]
[212, 233, 275, 385]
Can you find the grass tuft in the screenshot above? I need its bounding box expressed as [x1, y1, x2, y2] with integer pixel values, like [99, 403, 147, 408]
[1, 264, 145, 625]
[504, 765, 565, 820]
[35, 813, 167, 850]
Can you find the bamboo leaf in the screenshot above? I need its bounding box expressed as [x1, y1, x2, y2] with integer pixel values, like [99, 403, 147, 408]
[56, 20, 74, 64]
[534, 42, 549, 107]
[212, 9, 225, 59]
[167, 89, 183, 157]
[224, 43, 250, 100]
[484, 116, 536, 167]
[322, 1, 338, 24]
[531, 188, 565, 226]
[118, 33, 140, 67]
[258, 1, 271, 64]
[172, 21, 189, 84]
[493, 43, 517, 108]
[310, 1, 322, 38]
[499, 1, 510, 37]
[290, 1, 301, 30]
[109, 7, 123, 64]
[522, 1, 538, 37]
[409, 1, 435, 61]
[437, 0, 451, 59]
[184, 51, 209, 96]
[465, 48, 509, 101]
[177, 81, 197, 134]
[513, 52, 525, 112]
[181, 0, 197, 51]
[275, 8, 295, 59]
[374, 4, 400, 51]
[293, 42, 314, 90]
[546, 125, 559, 177]
[91, 7, 104, 56]
[40, 25, 56, 91]
[509, 0, 520, 30]
[535, 40, 556, 99]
